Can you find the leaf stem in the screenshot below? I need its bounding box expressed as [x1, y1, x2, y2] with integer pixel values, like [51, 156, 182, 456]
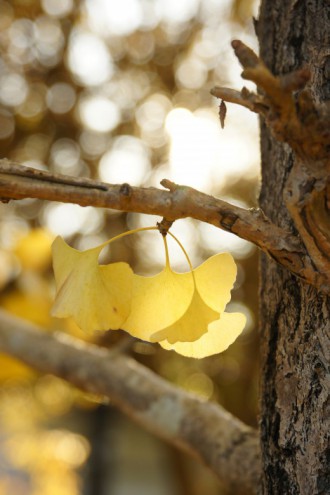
[97, 226, 159, 250]
[162, 235, 171, 268]
[167, 231, 196, 286]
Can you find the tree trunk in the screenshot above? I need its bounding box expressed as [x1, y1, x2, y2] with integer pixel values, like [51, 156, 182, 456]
[258, 1, 330, 493]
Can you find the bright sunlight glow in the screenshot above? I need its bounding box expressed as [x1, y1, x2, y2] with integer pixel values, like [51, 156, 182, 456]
[99, 136, 151, 186]
[67, 30, 114, 86]
[78, 96, 120, 133]
[165, 106, 259, 192]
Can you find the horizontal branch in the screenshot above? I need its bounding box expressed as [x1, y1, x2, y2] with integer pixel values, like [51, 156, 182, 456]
[1, 159, 328, 292]
[0, 309, 260, 493]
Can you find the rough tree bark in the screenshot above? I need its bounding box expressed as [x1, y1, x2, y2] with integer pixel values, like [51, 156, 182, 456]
[257, 1, 330, 493]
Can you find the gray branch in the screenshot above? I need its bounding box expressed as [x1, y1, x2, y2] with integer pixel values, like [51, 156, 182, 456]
[0, 309, 260, 493]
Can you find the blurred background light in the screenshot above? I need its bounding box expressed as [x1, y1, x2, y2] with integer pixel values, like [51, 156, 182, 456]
[43, 203, 103, 237]
[99, 136, 151, 186]
[50, 139, 81, 175]
[0, 73, 28, 107]
[16, 83, 47, 126]
[8, 18, 35, 65]
[41, 0, 74, 18]
[79, 131, 109, 159]
[126, 31, 155, 64]
[175, 57, 208, 90]
[0, 1, 14, 31]
[46, 82, 76, 115]
[78, 95, 120, 133]
[0, 109, 15, 140]
[85, 0, 144, 37]
[67, 30, 114, 86]
[199, 222, 255, 259]
[166, 106, 259, 191]
[182, 372, 214, 399]
[135, 93, 171, 148]
[107, 71, 151, 113]
[34, 16, 64, 67]
[158, 0, 200, 24]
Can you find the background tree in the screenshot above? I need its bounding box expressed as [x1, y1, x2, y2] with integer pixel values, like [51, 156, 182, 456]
[0, 1, 329, 494]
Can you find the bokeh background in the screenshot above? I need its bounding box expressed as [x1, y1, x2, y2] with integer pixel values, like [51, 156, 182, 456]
[0, 0, 260, 493]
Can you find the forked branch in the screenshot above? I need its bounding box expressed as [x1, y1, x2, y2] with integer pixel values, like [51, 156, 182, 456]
[0, 309, 260, 493]
[211, 40, 330, 163]
[211, 40, 330, 291]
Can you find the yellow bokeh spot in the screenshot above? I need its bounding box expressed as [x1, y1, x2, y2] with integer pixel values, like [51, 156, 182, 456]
[1, 290, 52, 328]
[15, 228, 54, 271]
[0, 353, 36, 382]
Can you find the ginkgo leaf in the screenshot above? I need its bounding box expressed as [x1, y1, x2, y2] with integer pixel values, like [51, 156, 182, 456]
[50, 229, 241, 357]
[122, 252, 236, 344]
[193, 252, 237, 313]
[160, 312, 246, 359]
[51, 236, 133, 332]
[121, 266, 195, 342]
[150, 252, 236, 344]
[150, 289, 218, 343]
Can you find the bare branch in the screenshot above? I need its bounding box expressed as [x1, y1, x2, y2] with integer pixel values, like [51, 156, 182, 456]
[210, 86, 268, 114]
[0, 159, 328, 293]
[211, 40, 330, 293]
[0, 309, 260, 493]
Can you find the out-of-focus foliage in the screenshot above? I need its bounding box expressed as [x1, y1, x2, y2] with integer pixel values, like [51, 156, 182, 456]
[0, 0, 260, 493]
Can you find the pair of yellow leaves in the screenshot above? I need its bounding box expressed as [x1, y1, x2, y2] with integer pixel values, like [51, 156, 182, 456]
[51, 229, 245, 358]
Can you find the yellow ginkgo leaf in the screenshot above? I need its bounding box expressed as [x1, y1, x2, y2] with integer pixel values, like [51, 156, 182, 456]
[160, 312, 246, 359]
[150, 289, 218, 344]
[121, 266, 195, 341]
[150, 252, 236, 344]
[51, 236, 133, 332]
[122, 250, 237, 344]
[193, 252, 237, 312]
